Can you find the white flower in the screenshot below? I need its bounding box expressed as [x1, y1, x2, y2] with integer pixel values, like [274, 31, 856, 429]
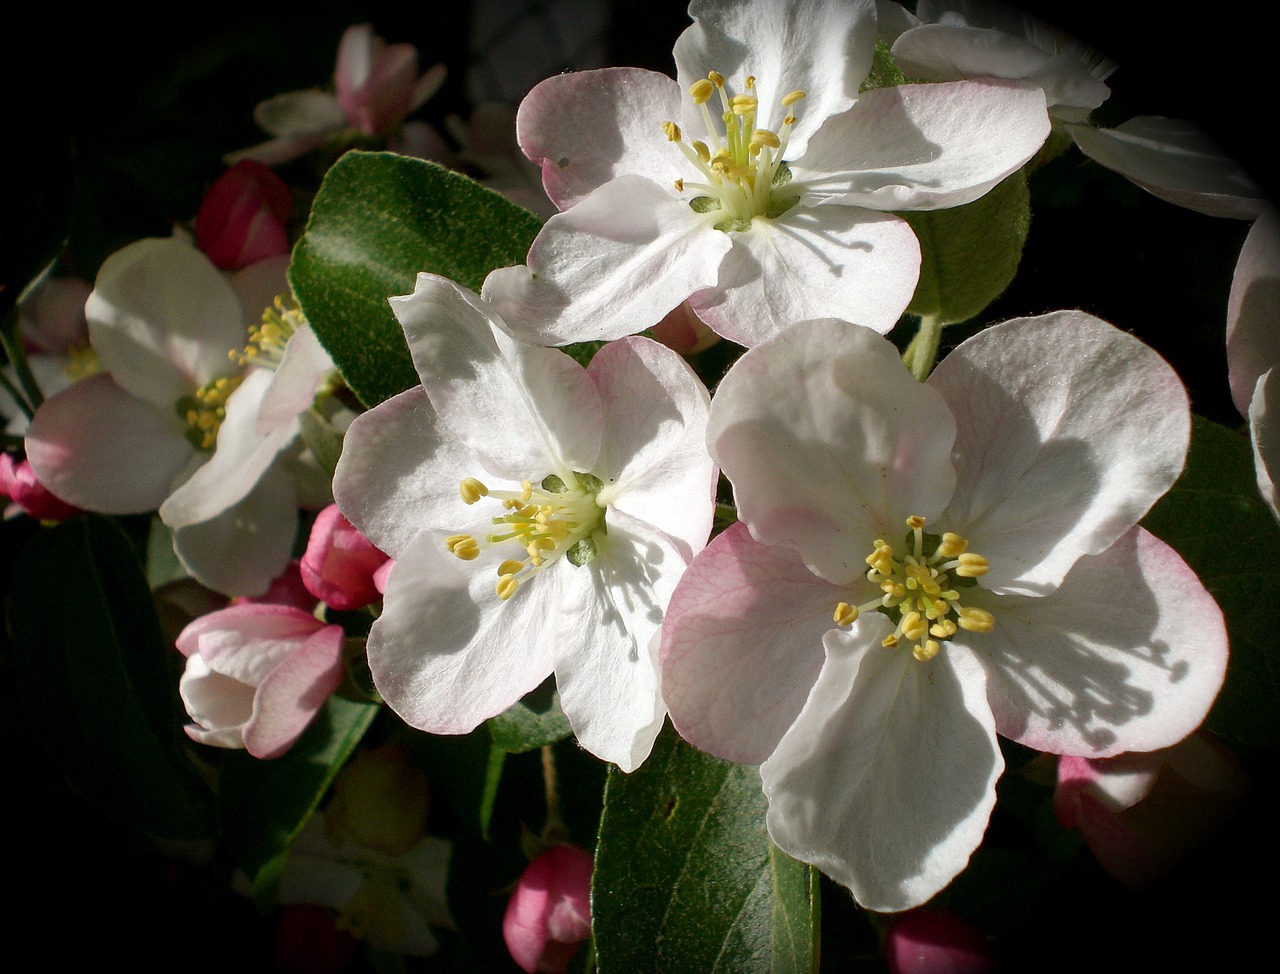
[333, 274, 716, 771]
[660, 313, 1228, 911]
[1225, 206, 1280, 518]
[887, 0, 1265, 219]
[482, 0, 1050, 348]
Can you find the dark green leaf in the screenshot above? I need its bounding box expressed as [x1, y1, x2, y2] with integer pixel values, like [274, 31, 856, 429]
[488, 676, 573, 753]
[290, 150, 543, 408]
[218, 694, 379, 882]
[1143, 414, 1280, 744]
[409, 725, 507, 840]
[6, 515, 213, 839]
[900, 169, 1031, 327]
[593, 723, 814, 973]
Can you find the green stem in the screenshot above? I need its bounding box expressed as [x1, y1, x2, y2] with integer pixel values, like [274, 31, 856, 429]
[809, 864, 822, 972]
[0, 323, 43, 420]
[541, 744, 568, 843]
[902, 314, 943, 382]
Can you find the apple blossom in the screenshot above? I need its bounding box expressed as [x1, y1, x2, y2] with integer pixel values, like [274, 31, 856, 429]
[176, 602, 346, 759]
[482, 0, 1051, 349]
[503, 845, 594, 974]
[1225, 206, 1280, 519]
[195, 160, 294, 271]
[1, 277, 95, 436]
[332, 273, 716, 772]
[661, 313, 1228, 911]
[301, 503, 391, 611]
[887, 1, 1265, 219]
[226, 23, 447, 167]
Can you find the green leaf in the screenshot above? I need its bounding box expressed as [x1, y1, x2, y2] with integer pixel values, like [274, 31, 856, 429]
[290, 150, 544, 408]
[899, 169, 1031, 327]
[6, 515, 213, 839]
[1142, 415, 1280, 745]
[593, 724, 814, 973]
[487, 676, 573, 753]
[409, 725, 507, 840]
[217, 694, 379, 882]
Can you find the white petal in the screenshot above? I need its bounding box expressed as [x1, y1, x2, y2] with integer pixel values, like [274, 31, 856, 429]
[793, 80, 1049, 210]
[229, 255, 290, 328]
[481, 176, 731, 346]
[391, 273, 602, 478]
[710, 319, 956, 584]
[977, 527, 1228, 757]
[689, 205, 920, 345]
[588, 337, 715, 562]
[1250, 368, 1280, 521]
[25, 373, 194, 513]
[333, 387, 482, 559]
[367, 529, 557, 734]
[257, 323, 336, 435]
[86, 237, 244, 406]
[762, 625, 1002, 913]
[675, 0, 878, 156]
[930, 311, 1190, 594]
[1226, 206, 1280, 418]
[253, 89, 347, 139]
[661, 522, 850, 765]
[1068, 117, 1266, 221]
[516, 68, 685, 209]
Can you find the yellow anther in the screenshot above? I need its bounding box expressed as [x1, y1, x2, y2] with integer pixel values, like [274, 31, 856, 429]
[460, 478, 489, 504]
[958, 607, 995, 632]
[913, 640, 941, 662]
[497, 559, 525, 577]
[446, 534, 480, 561]
[834, 602, 859, 627]
[730, 94, 758, 115]
[496, 574, 519, 600]
[663, 120, 682, 142]
[901, 612, 926, 641]
[745, 75, 756, 88]
[956, 553, 989, 578]
[882, 634, 900, 648]
[520, 480, 534, 502]
[781, 89, 807, 106]
[937, 533, 968, 557]
[692, 140, 710, 163]
[690, 78, 715, 103]
[674, 178, 684, 192]
[783, 114, 797, 126]
[906, 515, 926, 530]
[708, 71, 725, 88]
[931, 619, 958, 639]
[750, 129, 781, 151]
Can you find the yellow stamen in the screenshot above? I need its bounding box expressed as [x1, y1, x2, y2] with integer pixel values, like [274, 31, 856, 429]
[496, 574, 519, 600]
[460, 478, 489, 504]
[446, 535, 480, 561]
[956, 553, 989, 578]
[958, 607, 995, 632]
[781, 89, 806, 106]
[834, 602, 859, 627]
[690, 78, 715, 103]
[663, 120, 682, 142]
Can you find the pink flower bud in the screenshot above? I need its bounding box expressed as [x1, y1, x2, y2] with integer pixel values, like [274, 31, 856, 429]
[301, 504, 390, 611]
[648, 302, 722, 356]
[176, 603, 345, 759]
[334, 24, 446, 137]
[884, 909, 995, 974]
[0, 453, 80, 521]
[195, 160, 293, 270]
[503, 845, 594, 974]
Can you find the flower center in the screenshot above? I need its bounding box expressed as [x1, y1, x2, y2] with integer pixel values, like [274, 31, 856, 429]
[63, 341, 103, 382]
[231, 291, 306, 370]
[445, 472, 607, 601]
[834, 515, 995, 662]
[663, 70, 805, 231]
[175, 373, 244, 451]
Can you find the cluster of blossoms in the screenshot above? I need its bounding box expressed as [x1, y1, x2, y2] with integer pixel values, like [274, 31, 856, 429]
[4, 1, 1265, 968]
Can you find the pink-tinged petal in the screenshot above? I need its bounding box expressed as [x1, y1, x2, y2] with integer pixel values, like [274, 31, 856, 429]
[244, 622, 345, 758]
[648, 301, 723, 356]
[301, 504, 389, 611]
[408, 63, 448, 114]
[87, 237, 244, 404]
[1055, 754, 1159, 825]
[160, 369, 288, 527]
[367, 529, 557, 734]
[180, 655, 255, 748]
[1250, 369, 1280, 520]
[675, 0, 878, 157]
[978, 527, 1227, 758]
[1226, 207, 1280, 418]
[0, 454, 81, 521]
[481, 176, 731, 346]
[930, 312, 1190, 594]
[390, 273, 602, 478]
[25, 372, 193, 513]
[884, 909, 995, 974]
[195, 161, 293, 271]
[794, 80, 1049, 210]
[517, 68, 685, 210]
[661, 522, 851, 764]
[19, 277, 91, 355]
[689, 206, 921, 345]
[504, 845, 594, 974]
[258, 324, 335, 435]
[232, 558, 316, 611]
[253, 89, 347, 140]
[335, 24, 377, 97]
[762, 628, 1002, 913]
[588, 337, 714, 562]
[170, 466, 300, 597]
[332, 388, 481, 559]
[554, 510, 686, 771]
[710, 320, 955, 584]
[228, 254, 291, 329]
[891, 24, 1109, 120]
[1068, 117, 1266, 221]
